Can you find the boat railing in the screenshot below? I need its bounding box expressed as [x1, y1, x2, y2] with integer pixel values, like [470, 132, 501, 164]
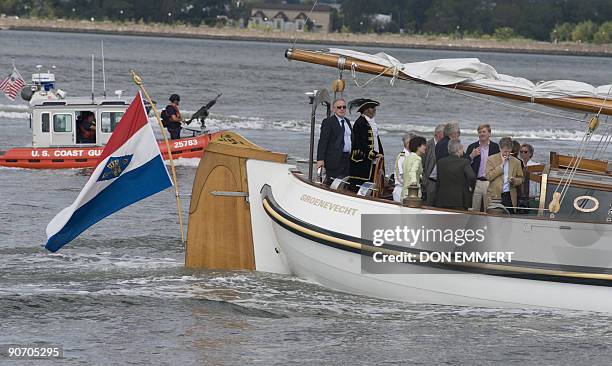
[550, 151, 609, 174]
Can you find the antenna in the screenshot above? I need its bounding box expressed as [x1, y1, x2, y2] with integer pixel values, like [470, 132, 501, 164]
[91, 53, 95, 103]
[101, 40, 107, 98]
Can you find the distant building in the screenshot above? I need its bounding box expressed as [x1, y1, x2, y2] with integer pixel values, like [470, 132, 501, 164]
[372, 14, 392, 26]
[248, 3, 332, 32]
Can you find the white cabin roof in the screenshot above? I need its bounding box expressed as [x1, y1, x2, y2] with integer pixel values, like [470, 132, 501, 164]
[31, 97, 130, 108]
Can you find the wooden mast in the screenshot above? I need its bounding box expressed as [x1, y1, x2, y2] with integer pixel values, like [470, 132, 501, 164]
[285, 48, 612, 116]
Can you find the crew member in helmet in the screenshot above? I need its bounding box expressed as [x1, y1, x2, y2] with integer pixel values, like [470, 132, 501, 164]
[162, 94, 182, 139]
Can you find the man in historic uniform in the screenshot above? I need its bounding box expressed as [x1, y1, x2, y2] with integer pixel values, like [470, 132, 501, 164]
[348, 98, 384, 190]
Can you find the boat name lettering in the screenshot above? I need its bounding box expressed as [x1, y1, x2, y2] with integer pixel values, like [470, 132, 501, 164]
[173, 139, 198, 149]
[300, 194, 358, 215]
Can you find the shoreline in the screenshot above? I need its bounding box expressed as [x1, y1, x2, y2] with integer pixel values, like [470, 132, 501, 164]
[1, 17, 611, 57]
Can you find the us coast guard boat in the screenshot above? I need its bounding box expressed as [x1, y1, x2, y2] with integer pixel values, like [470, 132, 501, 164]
[0, 69, 218, 169]
[184, 48, 612, 313]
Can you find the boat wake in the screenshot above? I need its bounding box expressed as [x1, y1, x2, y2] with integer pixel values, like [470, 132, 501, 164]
[3, 103, 600, 142]
[201, 114, 603, 142]
[167, 157, 200, 167]
[0, 103, 29, 112]
[0, 111, 30, 119]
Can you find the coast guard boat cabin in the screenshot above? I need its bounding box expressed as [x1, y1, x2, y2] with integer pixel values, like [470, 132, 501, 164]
[31, 97, 127, 147]
[0, 69, 220, 169]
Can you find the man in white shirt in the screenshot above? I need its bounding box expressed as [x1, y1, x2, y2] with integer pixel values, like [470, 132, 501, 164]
[465, 124, 500, 211]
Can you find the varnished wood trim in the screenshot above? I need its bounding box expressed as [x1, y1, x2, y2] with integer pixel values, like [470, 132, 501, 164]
[285, 49, 612, 115]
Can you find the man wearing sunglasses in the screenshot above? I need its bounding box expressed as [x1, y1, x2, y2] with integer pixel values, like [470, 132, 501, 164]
[519, 143, 540, 208]
[316, 99, 352, 183]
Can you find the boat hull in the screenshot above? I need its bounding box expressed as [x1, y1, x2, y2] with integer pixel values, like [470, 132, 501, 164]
[0, 133, 221, 169]
[270, 213, 612, 312]
[248, 160, 612, 313]
[185, 133, 612, 313]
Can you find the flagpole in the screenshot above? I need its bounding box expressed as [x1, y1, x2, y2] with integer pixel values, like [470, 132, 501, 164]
[130, 70, 186, 245]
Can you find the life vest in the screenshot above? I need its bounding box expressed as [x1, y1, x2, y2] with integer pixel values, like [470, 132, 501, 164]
[82, 128, 95, 139]
[161, 104, 181, 127]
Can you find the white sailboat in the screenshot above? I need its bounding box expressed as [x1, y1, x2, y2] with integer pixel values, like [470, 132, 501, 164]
[185, 48, 612, 313]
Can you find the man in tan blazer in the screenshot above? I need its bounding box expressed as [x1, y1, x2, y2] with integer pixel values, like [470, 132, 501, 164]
[485, 137, 523, 213]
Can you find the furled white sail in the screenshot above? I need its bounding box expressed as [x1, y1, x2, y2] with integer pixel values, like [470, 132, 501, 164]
[329, 48, 612, 101]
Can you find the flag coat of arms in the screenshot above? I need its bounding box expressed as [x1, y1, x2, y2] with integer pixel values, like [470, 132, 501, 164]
[45, 92, 173, 252]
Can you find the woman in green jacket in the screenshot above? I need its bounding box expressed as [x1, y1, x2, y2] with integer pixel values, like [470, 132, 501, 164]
[401, 136, 427, 201]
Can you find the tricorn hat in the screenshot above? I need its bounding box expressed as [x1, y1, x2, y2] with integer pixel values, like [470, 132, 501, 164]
[348, 98, 380, 114]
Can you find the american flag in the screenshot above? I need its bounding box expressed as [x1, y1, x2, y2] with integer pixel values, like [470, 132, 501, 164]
[0, 68, 26, 101]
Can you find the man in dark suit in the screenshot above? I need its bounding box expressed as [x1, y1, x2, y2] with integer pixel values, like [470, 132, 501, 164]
[435, 122, 461, 162]
[316, 99, 351, 182]
[464, 123, 500, 211]
[422, 124, 445, 205]
[435, 140, 476, 210]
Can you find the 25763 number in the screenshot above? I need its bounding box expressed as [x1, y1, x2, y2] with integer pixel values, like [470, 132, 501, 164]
[173, 139, 198, 149]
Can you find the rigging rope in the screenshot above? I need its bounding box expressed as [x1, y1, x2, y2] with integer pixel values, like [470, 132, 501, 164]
[345, 55, 612, 129]
[592, 85, 612, 160]
[350, 62, 399, 88]
[345, 54, 612, 214]
[290, 0, 320, 51]
[553, 84, 612, 210]
[593, 116, 612, 160]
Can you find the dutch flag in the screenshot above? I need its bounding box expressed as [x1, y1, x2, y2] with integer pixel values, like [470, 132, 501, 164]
[45, 92, 173, 252]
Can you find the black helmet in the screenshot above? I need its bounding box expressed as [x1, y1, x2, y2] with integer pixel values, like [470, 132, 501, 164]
[169, 94, 180, 102]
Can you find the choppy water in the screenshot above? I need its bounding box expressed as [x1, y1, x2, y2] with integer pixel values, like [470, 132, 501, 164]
[1, 30, 612, 365]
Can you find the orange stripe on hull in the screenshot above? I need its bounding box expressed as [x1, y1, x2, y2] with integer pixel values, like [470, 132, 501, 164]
[0, 132, 221, 169]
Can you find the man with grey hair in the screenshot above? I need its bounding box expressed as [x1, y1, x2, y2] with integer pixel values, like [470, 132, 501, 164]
[435, 139, 475, 210]
[317, 98, 351, 182]
[393, 133, 414, 202]
[423, 124, 445, 205]
[435, 122, 461, 162]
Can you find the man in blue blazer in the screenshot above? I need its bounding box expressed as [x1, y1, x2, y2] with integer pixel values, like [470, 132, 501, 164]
[464, 124, 500, 211]
[317, 99, 352, 182]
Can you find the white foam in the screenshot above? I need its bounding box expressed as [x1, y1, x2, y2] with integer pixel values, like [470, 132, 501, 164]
[137, 113, 603, 143]
[0, 103, 29, 111]
[166, 157, 201, 167]
[0, 111, 29, 119]
[13, 251, 182, 271]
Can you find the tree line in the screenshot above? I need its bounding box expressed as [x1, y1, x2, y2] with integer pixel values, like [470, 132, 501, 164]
[1, 0, 611, 43]
[337, 0, 611, 43]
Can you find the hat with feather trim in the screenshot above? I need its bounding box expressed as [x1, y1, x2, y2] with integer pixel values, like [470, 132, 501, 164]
[348, 98, 380, 114]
